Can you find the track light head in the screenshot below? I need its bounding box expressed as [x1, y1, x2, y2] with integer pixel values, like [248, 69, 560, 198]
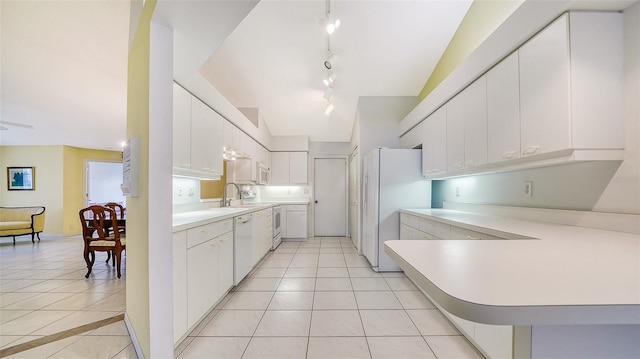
[325, 103, 335, 116]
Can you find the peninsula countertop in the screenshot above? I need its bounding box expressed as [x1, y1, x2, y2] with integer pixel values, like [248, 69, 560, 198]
[385, 208, 640, 326]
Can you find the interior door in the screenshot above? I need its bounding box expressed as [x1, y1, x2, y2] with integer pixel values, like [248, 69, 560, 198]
[86, 161, 125, 206]
[314, 158, 347, 237]
[349, 150, 359, 249]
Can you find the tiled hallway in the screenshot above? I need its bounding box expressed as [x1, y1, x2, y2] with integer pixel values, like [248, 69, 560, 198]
[175, 237, 483, 359]
[1, 236, 482, 358]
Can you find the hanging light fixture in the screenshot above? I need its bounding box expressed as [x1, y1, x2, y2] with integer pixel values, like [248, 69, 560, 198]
[323, 87, 333, 100]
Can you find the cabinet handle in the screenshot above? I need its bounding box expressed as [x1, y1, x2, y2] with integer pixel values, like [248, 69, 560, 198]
[522, 146, 540, 156]
[502, 151, 517, 160]
[467, 235, 481, 240]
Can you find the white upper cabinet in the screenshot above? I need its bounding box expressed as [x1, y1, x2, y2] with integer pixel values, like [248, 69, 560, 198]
[519, 14, 571, 157]
[191, 97, 223, 175]
[446, 76, 487, 171]
[223, 120, 241, 153]
[418, 11, 623, 180]
[487, 52, 521, 163]
[289, 152, 308, 184]
[173, 83, 191, 170]
[422, 107, 447, 175]
[519, 12, 623, 157]
[270, 152, 308, 185]
[270, 152, 290, 184]
[172, 83, 223, 179]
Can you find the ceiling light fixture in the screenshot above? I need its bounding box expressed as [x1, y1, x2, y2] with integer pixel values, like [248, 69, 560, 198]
[324, 53, 335, 70]
[325, 103, 335, 116]
[323, 72, 335, 87]
[323, 87, 333, 101]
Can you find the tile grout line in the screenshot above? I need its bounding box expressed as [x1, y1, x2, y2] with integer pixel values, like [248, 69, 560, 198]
[0, 313, 125, 358]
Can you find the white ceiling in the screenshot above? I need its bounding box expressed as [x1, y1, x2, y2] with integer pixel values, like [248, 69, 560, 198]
[199, 0, 472, 142]
[0, 0, 131, 150]
[0, 0, 471, 149]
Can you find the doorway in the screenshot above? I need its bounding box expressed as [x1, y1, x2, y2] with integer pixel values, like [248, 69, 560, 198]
[313, 158, 347, 237]
[85, 161, 125, 206]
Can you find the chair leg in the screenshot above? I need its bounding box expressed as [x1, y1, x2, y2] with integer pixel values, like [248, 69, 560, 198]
[106, 251, 111, 264]
[13, 236, 15, 245]
[36, 232, 41, 241]
[84, 248, 93, 278]
[115, 250, 122, 278]
[31, 233, 35, 243]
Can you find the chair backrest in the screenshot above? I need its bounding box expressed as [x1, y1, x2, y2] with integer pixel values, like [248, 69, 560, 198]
[104, 202, 125, 220]
[79, 205, 120, 240]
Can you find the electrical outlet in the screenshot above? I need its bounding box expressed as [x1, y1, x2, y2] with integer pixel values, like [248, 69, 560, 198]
[524, 181, 533, 197]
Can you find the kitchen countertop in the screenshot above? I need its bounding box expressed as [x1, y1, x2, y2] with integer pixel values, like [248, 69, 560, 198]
[172, 200, 309, 232]
[385, 208, 640, 326]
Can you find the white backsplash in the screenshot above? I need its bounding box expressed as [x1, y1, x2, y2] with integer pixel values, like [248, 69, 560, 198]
[249, 185, 310, 202]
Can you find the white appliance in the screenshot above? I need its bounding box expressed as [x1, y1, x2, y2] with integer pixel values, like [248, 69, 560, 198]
[256, 162, 270, 185]
[271, 205, 282, 250]
[234, 213, 254, 284]
[363, 148, 430, 271]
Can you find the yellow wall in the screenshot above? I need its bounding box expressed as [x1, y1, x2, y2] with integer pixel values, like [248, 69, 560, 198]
[0, 145, 64, 234]
[126, 0, 156, 357]
[200, 161, 226, 199]
[62, 146, 122, 235]
[418, 0, 523, 101]
[0, 145, 123, 236]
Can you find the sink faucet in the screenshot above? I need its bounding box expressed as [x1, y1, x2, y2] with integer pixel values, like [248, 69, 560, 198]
[222, 183, 242, 207]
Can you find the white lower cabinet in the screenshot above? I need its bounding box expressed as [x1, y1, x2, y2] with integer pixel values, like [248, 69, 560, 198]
[187, 236, 219, 328]
[172, 231, 188, 344]
[284, 205, 307, 239]
[400, 212, 514, 358]
[173, 219, 234, 345]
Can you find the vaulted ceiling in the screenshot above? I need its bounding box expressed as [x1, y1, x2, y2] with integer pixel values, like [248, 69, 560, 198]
[0, 0, 471, 149]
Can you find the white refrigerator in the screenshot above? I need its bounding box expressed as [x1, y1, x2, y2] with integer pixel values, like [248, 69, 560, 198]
[363, 148, 430, 271]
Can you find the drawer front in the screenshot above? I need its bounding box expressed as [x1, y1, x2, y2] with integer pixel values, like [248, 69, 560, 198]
[417, 218, 450, 240]
[218, 219, 233, 235]
[286, 205, 307, 211]
[450, 226, 504, 240]
[187, 222, 217, 248]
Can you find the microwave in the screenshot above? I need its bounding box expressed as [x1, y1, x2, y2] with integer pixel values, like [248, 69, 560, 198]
[256, 162, 270, 185]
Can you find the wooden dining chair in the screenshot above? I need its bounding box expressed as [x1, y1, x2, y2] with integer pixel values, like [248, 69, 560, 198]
[79, 205, 126, 278]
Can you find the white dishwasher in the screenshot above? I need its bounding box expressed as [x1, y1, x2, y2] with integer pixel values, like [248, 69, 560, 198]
[233, 213, 254, 285]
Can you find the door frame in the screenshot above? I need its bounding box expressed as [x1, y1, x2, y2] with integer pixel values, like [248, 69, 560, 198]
[311, 155, 349, 238]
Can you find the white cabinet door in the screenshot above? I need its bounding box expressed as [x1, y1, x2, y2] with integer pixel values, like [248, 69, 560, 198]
[286, 209, 307, 239]
[191, 97, 222, 175]
[172, 231, 188, 344]
[487, 52, 521, 163]
[463, 77, 488, 168]
[270, 152, 290, 184]
[519, 14, 570, 157]
[446, 99, 465, 171]
[223, 120, 234, 152]
[289, 152, 308, 184]
[252, 210, 264, 266]
[422, 107, 447, 175]
[173, 83, 191, 170]
[446, 77, 487, 170]
[218, 232, 234, 296]
[187, 237, 219, 328]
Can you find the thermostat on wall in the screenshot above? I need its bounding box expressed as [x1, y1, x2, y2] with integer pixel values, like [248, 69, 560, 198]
[121, 137, 140, 197]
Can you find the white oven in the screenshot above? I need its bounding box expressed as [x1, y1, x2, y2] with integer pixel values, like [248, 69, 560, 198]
[256, 162, 270, 185]
[271, 205, 281, 250]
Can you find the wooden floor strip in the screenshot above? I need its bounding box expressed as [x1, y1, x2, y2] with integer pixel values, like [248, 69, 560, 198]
[0, 313, 125, 358]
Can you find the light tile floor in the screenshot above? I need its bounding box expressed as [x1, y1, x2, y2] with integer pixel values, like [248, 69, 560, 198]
[176, 237, 484, 359]
[1, 236, 484, 358]
[0, 236, 133, 358]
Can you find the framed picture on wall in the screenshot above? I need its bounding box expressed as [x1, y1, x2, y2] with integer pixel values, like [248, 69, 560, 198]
[7, 167, 35, 190]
